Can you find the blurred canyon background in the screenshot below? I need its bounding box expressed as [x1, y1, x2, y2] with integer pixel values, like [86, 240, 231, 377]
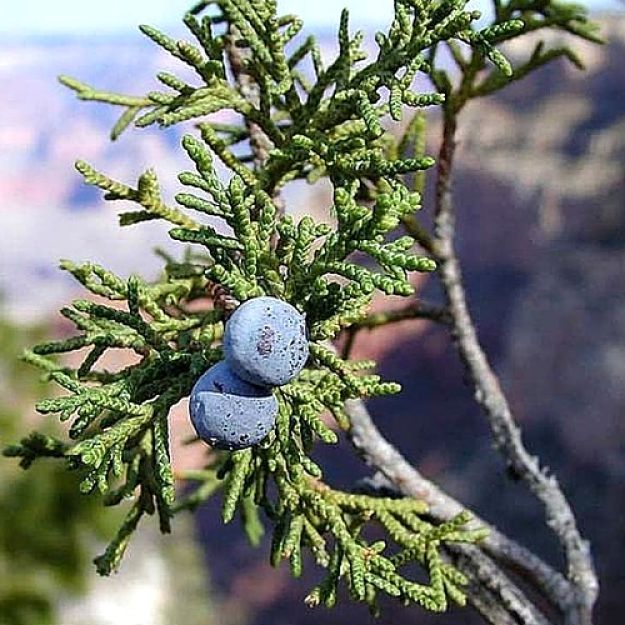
[0, 5, 624, 625]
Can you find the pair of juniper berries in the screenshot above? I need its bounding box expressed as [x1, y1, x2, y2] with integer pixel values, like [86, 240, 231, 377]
[190, 297, 309, 450]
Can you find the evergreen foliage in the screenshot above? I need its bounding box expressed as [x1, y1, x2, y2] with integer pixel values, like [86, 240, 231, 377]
[6, 0, 600, 615]
[0, 319, 119, 625]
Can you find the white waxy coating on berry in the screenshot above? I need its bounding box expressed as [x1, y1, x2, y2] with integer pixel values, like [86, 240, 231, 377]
[223, 296, 309, 387]
[189, 361, 278, 450]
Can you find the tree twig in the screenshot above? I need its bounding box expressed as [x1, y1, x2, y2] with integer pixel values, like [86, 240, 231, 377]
[431, 108, 598, 625]
[450, 544, 552, 625]
[401, 215, 437, 255]
[347, 404, 557, 625]
[224, 28, 285, 242]
[344, 397, 573, 619]
[354, 299, 451, 329]
[224, 27, 273, 170]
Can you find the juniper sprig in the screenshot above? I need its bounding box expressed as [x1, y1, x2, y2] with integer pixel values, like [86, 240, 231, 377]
[6, 0, 598, 615]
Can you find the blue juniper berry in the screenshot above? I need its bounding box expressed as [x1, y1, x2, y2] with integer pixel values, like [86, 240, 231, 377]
[223, 297, 309, 388]
[189, 360, 278, 450]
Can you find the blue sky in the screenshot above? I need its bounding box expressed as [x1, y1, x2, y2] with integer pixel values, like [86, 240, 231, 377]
[1, 0, 622, 35]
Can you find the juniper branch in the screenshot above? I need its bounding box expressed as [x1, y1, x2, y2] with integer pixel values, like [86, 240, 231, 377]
[450, 545, 552, 625]
[344, 393, 574, 616]
[432, 107, 598, 625]
[354, 300, 451, 329]
[8, 0, 601, 620]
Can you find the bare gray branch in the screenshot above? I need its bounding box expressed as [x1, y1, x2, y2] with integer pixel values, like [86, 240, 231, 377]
[431, 114, 598, 625]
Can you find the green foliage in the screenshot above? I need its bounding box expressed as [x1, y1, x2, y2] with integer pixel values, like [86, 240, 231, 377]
[0, 319, 119, 625]
[7, 0, 599, 615]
